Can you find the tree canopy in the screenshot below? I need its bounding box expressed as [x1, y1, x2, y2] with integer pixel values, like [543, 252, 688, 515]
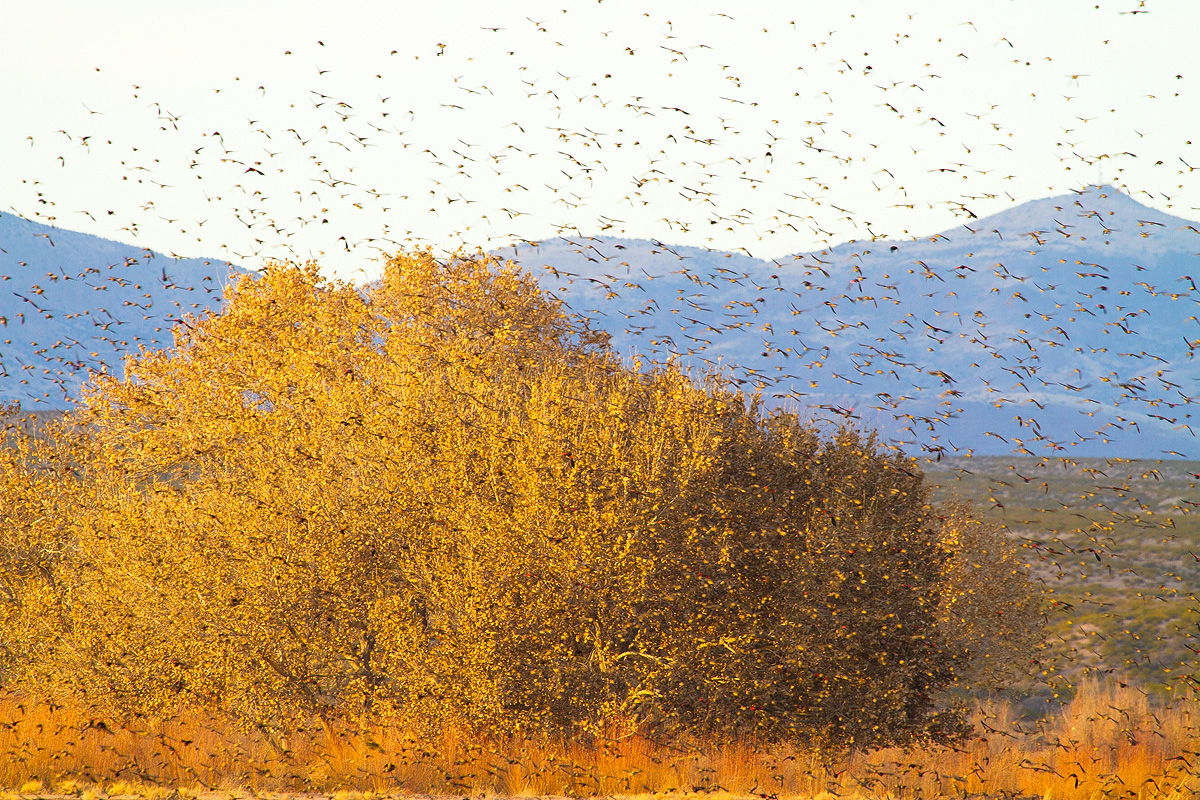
[0, 250, 1041, 749]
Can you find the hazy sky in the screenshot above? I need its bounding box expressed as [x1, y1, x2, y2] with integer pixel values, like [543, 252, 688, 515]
[3, 0, 1197, 278]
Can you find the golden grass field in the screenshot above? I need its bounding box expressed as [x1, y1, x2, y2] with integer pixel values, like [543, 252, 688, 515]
[1, 680, 1197, 799]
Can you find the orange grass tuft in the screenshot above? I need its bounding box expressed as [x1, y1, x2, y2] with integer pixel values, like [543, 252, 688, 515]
[1, 681, 1196, 799]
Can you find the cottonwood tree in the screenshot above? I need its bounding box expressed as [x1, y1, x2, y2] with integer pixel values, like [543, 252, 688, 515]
[3, 250, 1041, 748]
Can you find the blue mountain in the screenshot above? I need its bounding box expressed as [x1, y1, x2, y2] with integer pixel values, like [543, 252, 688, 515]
[4, 186, 1197, 458]
[512, 186, 1200, 459]
[0, 212, 244, 409]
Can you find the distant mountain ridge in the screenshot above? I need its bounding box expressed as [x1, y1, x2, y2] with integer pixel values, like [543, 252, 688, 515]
[512, 186, 1200, 459]
[0, 212, 244, 408]
[3, 187, 1197, 458]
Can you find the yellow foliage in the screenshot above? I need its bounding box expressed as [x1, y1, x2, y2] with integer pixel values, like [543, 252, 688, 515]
[0, 250, 1040, 750]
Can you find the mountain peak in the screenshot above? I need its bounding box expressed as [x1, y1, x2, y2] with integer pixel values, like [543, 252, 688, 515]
[515, 188, 1200, 459]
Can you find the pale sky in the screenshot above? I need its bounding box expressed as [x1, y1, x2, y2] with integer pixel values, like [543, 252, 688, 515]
[3, 0, 1197, 279]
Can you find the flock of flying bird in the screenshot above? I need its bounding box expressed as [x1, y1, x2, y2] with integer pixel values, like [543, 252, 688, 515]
[3, 2, 1200, 795]
[5, 5, 1196, 445]
[2, 0, 1199, 748]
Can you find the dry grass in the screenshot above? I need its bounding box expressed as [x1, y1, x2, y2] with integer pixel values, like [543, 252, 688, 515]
[1, 681, 1196, 799]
